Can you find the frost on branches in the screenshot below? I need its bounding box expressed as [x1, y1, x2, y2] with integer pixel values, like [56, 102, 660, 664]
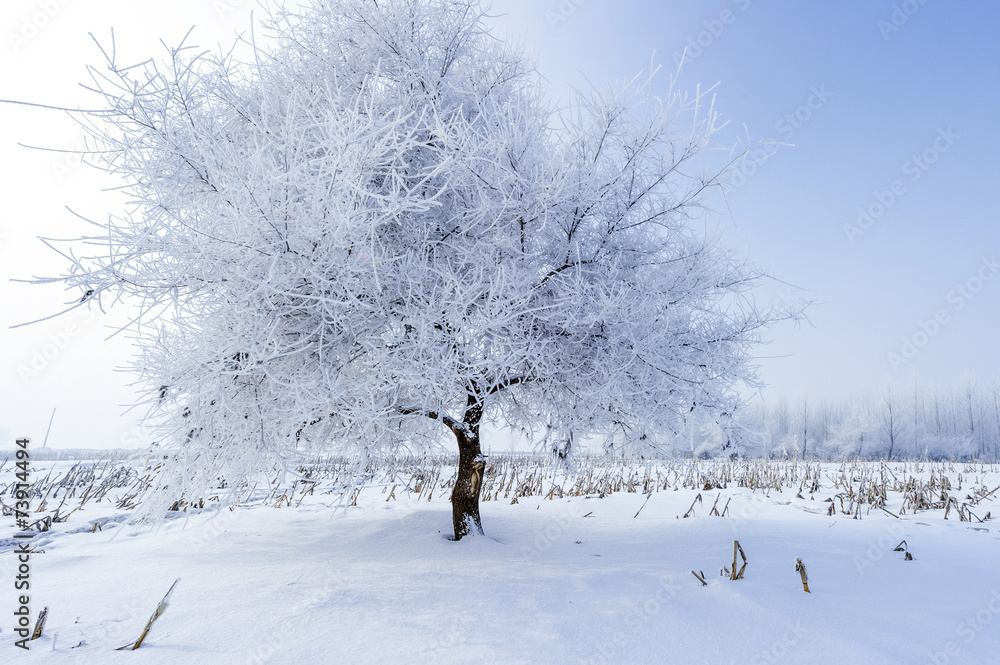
[52, 0, 789, 539]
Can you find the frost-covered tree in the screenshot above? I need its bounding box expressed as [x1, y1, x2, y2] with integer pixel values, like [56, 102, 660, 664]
[825, 396, 878, 459]
[50, 0, 786, 538]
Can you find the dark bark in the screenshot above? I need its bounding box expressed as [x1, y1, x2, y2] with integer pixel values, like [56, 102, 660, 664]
[402, 378, 529, 539]
[451, 392, 485, 540]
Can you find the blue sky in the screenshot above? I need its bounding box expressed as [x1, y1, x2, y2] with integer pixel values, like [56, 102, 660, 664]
[1, 1, 998, 447]
[490, 0, 1000, 400]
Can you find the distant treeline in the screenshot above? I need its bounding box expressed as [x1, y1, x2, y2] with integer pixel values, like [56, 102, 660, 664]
[721, 377, 1000, 462]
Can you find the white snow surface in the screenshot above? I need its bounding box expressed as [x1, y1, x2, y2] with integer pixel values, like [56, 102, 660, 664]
[4, 460, 1000, 664]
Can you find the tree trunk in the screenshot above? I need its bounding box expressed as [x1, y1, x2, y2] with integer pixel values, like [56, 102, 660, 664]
[451, 393, 486, 540]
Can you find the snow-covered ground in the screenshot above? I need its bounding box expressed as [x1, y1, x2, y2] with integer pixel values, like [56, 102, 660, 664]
[3, 459, 1000, 664]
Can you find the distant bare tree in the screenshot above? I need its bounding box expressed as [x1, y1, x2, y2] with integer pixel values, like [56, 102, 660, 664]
[880, 388, 904, 461]
[799, 394, 810, 458]
[961, 377, 981, 457]
[991, 381, 1000, 460]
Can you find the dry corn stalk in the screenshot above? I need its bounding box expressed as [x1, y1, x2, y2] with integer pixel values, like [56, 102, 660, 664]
[691, 570, 708, 586]
[731, 541, 748, 580]
[117, 578, 180, 651]
[31, 607, 48, 640]
[633, 493, 653, 519]
[683, 493, 703, 519]
[795, 558, 810, 592]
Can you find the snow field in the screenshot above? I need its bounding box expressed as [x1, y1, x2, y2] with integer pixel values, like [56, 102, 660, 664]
[3, 459, 1000, 664]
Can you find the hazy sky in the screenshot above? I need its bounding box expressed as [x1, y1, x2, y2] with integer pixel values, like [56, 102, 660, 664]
[2, 1, 998, 449]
